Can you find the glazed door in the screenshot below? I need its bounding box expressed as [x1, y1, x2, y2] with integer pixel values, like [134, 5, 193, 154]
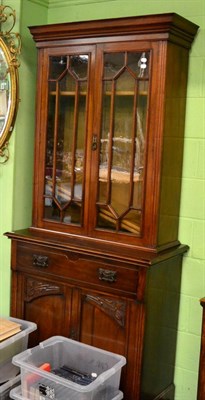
[89, 42, 152, 244]
[34, 45, 96, 234]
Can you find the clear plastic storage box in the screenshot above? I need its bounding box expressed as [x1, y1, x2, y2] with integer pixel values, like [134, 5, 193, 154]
[12, 336, 126, 400]
[0, 317, 37, 383]
[10, 386, 123, 400]
[0, 375, 21, 400]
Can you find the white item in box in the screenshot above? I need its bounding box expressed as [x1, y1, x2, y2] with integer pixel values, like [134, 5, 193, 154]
[9, 386, 124, 400]
[0, 317, 37, 383]
[0, 375, 21, 400]
[12, 336, 126, 400]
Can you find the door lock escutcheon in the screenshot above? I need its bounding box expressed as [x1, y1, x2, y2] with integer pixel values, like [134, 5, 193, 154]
[92, 135, 98, 151]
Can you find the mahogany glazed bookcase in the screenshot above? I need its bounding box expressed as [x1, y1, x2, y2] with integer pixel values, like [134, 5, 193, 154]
[6, 13, 198, 400]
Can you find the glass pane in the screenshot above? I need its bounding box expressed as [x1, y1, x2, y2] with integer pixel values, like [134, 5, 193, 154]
[136, 80, 148, 171]
[70, 55, 88, 79]
[128, 51, 149, 78]
[115, 70, 134, 92]
[0, 47, 10, 136]
[121, 210, 141, 234]
[97, 51, 150, 235]
[45, 87, 55, 176]
[49, 56, 67, 79]
[44, 54, 88, 225]
[99, 81, 111, 189]
[104, 53, 124, 78]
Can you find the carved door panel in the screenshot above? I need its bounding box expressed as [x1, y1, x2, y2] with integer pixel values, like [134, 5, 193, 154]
[76, 289, 128, 393]
[21, 274, 72, 347]
[76, 289, 145, 400]
[79, 291, 127, 354]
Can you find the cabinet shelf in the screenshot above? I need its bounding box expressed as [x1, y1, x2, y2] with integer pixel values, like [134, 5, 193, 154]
[105, 90, 148, 96]
[49, 90, 148, 97]
[49, 91, 87, 96]
[45, 179, 82, 202]
[99, 167, 140, 183]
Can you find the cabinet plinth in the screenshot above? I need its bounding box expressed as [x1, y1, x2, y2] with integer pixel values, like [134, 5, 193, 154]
[6, 13, 198, 400]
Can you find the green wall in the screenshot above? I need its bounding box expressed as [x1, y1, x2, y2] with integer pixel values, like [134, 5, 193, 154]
[0, 1, 204, 399]
[0, 1, 21, 316]
[0, 1, 47, 314]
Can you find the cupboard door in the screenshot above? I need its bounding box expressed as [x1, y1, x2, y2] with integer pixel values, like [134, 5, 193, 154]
[79, 290, 128, 394]
[16, 273, 72, 347]
[79, 290, 127, 354]
[77, 288, 145, 400]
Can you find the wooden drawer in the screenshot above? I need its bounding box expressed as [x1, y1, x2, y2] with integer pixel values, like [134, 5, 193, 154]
[15, 242, 140, 296]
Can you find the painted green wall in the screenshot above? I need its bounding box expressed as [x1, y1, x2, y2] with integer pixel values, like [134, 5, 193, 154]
[0, 0, 22, 317]
[0, 1, 204, 399]
[12, 1, 48, 230]
[0, 0, 48, 316]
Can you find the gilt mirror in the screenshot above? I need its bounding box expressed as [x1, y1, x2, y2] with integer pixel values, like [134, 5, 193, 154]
[0, 37, 18, 150]
[0, 5, 21, 163]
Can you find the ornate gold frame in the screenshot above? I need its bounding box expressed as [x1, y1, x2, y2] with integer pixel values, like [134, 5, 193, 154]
[0, 5, 21, 163]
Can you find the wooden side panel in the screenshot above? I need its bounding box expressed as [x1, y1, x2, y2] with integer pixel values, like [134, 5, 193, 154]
[141, 254, 183, 399]
[158, 42, 190, 247]
[197, 298, 205, 399]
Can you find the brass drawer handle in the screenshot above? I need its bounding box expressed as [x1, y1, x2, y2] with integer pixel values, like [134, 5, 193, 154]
[33, 254, 48, 268]
[98, 268, 117, 283]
